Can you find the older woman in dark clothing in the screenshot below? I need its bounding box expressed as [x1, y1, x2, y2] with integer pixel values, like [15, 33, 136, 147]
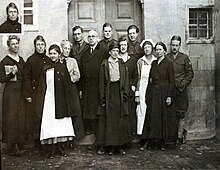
[23, 35, 52, 149]
[0, 35, 25, 156]
[141, 42, 177, 151]
[0, 2, 21, 33]
[96, 42, 131, 155]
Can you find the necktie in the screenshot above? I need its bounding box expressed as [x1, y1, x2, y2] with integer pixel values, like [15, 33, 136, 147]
[90, 47, 93, 54]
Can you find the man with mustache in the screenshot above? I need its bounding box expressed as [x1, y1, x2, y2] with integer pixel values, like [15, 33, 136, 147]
[166, 35, 194, 145]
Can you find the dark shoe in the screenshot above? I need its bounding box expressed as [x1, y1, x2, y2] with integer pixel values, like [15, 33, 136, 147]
[48, 145, 55, 159]
[139, 141, 149, 151]
[119, 149, 126, 155]
[97, 149, 105, 155]
[160, 147, 166, 151]
[182, 129, 187, 144]
[12, 144, 22, 157]
[58, 145, 67, 157]
[97, 146, 105, 155]
[160, 140, 166, 151]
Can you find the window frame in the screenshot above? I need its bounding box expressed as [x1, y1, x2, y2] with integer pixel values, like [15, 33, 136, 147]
[23, 0, 39, 31]
[186, 5, 214, 44]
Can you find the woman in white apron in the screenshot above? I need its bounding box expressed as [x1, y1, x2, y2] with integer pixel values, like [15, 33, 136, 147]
[38, 44, 75, 158]
[135, 40, 156, 150]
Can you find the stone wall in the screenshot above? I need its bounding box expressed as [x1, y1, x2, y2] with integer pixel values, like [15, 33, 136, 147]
[143, 0, 216, 140]
[215, 0, 220, 130]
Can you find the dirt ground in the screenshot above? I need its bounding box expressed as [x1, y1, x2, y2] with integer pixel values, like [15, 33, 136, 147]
[1, 133, 220, 170]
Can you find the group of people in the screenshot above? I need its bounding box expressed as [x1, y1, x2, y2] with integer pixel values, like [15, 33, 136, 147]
[0, 22, 194, 159]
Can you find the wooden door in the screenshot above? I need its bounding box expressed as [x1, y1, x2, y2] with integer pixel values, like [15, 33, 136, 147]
[105, 0, 142, 41]
[68, 0, 106, 41]
[68, 0, 142, 41]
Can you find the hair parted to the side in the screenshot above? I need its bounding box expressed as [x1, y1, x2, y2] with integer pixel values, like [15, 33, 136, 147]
[7, 35, 20, 47]
[49, 44, 61, 55]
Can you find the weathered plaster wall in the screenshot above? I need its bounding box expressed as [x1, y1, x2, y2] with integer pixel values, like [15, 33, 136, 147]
[215, 0, 220, 130]
[143, 0, 216, 139]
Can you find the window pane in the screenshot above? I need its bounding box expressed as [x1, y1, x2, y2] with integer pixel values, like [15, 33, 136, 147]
[24, 10, 33, 15]
[199, 30, 207, 38]
[189, 19, 197, 25]
[189, 29, 197, 38]
[24, 15, 33, 25]
[189, 8, 212, 39]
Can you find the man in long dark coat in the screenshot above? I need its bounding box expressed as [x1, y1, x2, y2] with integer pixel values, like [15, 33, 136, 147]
[79, 30, 108, 136]
[23, 35, 52, 148]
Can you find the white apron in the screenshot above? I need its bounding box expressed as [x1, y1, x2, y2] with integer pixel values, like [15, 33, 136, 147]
[40, 68, 75, 141]
[136, 55, 156, 135]
[136, 62, 150, 135]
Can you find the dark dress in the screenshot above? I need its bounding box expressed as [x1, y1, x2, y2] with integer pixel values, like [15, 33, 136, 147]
[23, 51, 52, 139]
[96, 59, 131, 146]
[142, 57, 177, 141]
[0, 55, 25, 143]
[122, 55, 138, 135]
[0, 18, 21, 33]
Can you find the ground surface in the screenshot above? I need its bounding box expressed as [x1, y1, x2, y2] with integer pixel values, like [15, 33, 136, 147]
[2, 136, 220, 170]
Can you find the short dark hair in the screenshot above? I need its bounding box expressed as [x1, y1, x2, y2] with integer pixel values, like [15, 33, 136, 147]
[142, 41, 154, 51]
[118, 35, 128, 43]
[171, 35, 181, 45]
[7, 35, 20, 47]
[102, 23, 112, 31]
[155, 42, 167, 52]
[49, 44, 61, 55]
[127, 25, 139, 33]
[34, 35, 46, 47]
[72, 26, 83, 34]
[6, 2, 19, 15]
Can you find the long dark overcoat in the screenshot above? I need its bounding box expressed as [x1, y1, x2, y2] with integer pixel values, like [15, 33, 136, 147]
[23, 51, 52, 139]
[0, 55, 25, 143]
[142, 58, 177, 141]
[96, 58, 131, 146]
[123, 56, 138, 134]
[79, 43, 108, 120]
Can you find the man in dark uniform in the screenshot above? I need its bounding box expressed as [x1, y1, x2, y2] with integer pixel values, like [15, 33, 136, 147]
[0, 2, 21, 33]
[99, 23, 117, 51]
[127, 25, 144, 60]
[79, 30, 108, 136]
[166, 35, 194, 144]
[70, 26, 89, 64]
[23, 35, 52, 149]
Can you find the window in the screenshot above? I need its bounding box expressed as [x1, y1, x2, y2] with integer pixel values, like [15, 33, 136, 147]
[24, 0, 33, 25]
[23, 0, 38, 31]
[187, 7, 213, 43]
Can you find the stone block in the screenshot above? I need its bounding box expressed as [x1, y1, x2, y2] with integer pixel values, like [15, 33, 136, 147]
[188, 86, 215, 102]
[190, 70, 214, 86]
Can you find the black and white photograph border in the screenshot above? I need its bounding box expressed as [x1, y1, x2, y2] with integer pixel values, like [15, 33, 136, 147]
[0, 0, 220, 169]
